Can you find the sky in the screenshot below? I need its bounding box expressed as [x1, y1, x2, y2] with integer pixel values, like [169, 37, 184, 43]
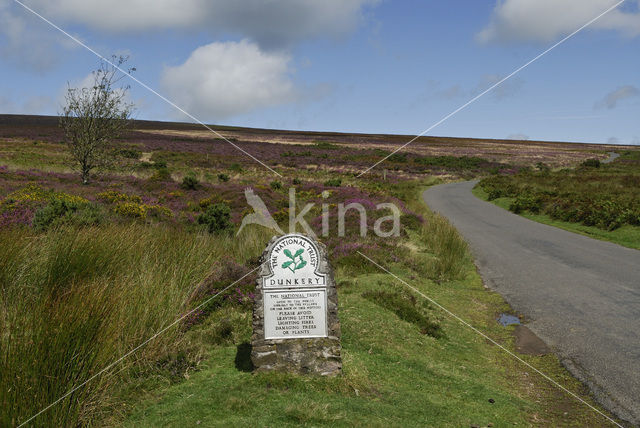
[0, 0, 639, 145]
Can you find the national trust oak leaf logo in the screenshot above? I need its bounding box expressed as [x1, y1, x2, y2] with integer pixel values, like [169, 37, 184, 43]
[281, 247, 306, 273]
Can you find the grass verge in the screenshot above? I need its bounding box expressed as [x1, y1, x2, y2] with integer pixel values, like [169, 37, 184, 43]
[121, 184, 617, 427]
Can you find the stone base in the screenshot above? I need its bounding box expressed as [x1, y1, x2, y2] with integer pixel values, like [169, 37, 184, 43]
[251, 337, 342, 376]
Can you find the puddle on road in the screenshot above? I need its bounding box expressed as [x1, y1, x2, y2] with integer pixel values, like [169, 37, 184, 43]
[497, 313, 521, 326]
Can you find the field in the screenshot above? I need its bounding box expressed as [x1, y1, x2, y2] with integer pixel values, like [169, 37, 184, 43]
[0, 115, 625, 426]
[475, 151, 640, 249]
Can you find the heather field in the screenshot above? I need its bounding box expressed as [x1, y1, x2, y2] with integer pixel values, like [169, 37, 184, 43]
[0, 115, 623, 426]
[476, 151, 640, 249]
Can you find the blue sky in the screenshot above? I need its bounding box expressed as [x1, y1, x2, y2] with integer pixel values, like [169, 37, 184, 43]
[1, 0, 639, 144]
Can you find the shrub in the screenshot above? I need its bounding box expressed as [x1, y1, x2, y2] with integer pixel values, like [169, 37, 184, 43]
[388, 153, 407, 163]
[197, 203, 233, 234]
[181, 174, 199, 190]
[218, 173, 230, 182]
[97, 190, 142, 204]
[292, 177, 302, 185]
[114, 148, 141, 159]
[199, 196, 230, 210]
[113, 202, 147, 218]
[313, 141, 338, 150]
[229, 163, 243, 172]
[33, 199, 79, 231]
[32, 198, 104, 231]
[509, 194, 543, 214]
[146, 205, 174, 220]
[270, 180, 282, 190]
[149, 167, 172, 182]
[581, 158, 601, 168]
[324, 178, 342, 187]
[536, 162, 550, 173]
[67, 204, 106, 227]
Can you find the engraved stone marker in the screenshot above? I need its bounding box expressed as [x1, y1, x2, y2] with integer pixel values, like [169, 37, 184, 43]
[251, 233, 341, 375]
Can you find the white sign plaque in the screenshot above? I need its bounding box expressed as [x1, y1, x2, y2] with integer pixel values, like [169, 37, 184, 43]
[264, 289, 327, 339]
[263, 235, 325, 288]
[261, 234, 328, 340]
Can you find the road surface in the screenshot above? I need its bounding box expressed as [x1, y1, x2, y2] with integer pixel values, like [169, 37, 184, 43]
[423, 181, 640, 426]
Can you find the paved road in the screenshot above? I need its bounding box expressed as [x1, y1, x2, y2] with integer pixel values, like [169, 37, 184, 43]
[423, 181, 640, 426]
[604, 151, 621, 164]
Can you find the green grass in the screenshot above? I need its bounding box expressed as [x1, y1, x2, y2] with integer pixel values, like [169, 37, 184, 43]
[0, 224, 272, 427]
[120, 186, 615, 427]
[473, 186, 640, 250]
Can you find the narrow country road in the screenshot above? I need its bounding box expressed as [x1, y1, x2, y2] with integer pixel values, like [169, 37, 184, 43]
[423, 181, 640, 426]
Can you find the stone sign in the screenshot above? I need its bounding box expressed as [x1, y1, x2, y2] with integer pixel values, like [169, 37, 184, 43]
[251, 233, 341, 375]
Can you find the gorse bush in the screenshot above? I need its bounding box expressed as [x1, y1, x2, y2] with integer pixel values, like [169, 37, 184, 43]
[218, 173, 230, 182]
[111, 201, 173, 220]
[197, 203, 233, 234]
[113, 201, 148, 218]
[97, 190, 142, 204]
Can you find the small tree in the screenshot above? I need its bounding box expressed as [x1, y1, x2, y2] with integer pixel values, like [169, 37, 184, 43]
[60, 55, 135, 184]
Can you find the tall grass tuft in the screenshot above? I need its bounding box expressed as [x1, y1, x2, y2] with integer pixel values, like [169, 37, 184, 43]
[0, 224, 270, 427]
[390, 180, 470, 282]
[421, 213, 470, 281]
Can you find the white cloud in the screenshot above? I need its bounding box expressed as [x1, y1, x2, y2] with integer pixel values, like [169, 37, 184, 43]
[160, 40, 296, 120]
[22, 0, 378, 48]
[478, 0, 640, 44]
[0, 3, 59, 71]
[595, 85, 640, 109]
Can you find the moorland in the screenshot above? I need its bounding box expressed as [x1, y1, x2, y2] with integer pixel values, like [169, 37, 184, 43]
[0, 114, 632, 427]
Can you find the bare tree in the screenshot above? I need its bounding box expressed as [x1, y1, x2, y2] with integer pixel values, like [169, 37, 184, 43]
[60, 55, 135, 184]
